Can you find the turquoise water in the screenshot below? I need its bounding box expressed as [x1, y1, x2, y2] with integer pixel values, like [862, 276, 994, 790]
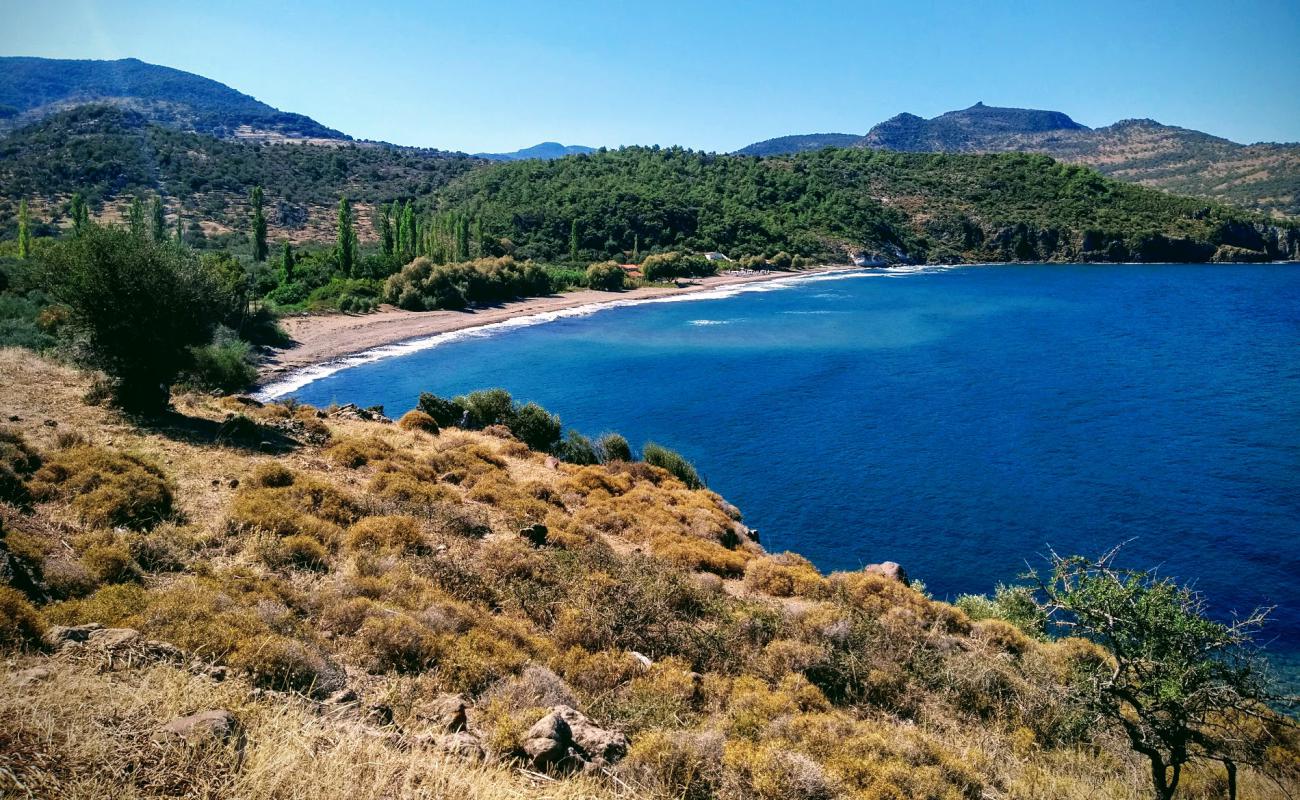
[279, 264, 1300, 679]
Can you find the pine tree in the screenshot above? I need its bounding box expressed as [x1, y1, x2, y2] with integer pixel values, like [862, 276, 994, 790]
[17, 199, 31, 259]
[632, 232, 640, 263]
[336, 196, 356, 277]
[128, 196, 146, 238]
[250, 186, 268, 262]
[281, 241, 296, 284]
[149, 195, 166, 243]
[70, 193, 89, 237]
[569, 219, 580, 262]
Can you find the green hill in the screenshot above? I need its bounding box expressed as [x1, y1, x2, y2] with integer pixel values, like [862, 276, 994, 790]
[0, 56, 345, 140]
[434, 145, 1300, 264]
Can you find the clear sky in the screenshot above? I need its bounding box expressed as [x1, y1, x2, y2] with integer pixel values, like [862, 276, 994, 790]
[4, 0, 1298, 153]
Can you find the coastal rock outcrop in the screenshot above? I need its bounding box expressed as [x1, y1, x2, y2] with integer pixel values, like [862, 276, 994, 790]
[865, 561, 909, 585]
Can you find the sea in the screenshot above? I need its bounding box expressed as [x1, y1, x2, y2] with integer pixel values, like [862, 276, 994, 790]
[267, 263, 1300, 684]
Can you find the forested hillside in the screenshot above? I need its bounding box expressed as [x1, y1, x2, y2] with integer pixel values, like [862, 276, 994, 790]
[0, 106, 480, 246]
[434, 145, 1300, 264]
[0, 56, 345, 140]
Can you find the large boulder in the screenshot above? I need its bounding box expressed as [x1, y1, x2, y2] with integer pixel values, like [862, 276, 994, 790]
[864, 561, 909, 585]
[521, 705, 628, 772]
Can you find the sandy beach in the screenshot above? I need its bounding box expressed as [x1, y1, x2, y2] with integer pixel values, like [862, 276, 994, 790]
[257, 266, 852, 389]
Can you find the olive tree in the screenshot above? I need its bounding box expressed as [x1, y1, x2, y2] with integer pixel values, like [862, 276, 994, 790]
[43, 224, 229, 413]
[1036, 550, 1283, 799]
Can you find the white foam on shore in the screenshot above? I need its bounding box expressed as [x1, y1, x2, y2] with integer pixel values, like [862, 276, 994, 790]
[255, 265, 961, 400]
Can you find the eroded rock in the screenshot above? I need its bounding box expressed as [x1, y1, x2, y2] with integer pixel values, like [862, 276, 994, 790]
[865, 561, 909, 585]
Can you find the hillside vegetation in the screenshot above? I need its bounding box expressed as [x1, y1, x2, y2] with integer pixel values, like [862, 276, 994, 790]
[0, 56, 346, 140]
[434, 145, 1300, 264]
[1, 349, 1297, 799]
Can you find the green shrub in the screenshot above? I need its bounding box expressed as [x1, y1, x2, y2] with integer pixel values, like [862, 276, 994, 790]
[596, 432, 632, 463]
[457, 388, 515, 429]
[185, 325, 257, 392]
[643, 442, 704, 489]
[417, 392, 464, 428]
[555, 430, 598, 465]
[509, 402, 561, 452]
[29, 445, 175, 530]
[585, 260, 626, 290]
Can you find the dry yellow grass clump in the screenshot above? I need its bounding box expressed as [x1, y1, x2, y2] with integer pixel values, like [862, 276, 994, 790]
[0, 347, 1297, 800]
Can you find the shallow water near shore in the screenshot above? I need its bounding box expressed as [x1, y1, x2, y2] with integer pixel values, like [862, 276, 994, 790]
[286, 263, 1300, 683]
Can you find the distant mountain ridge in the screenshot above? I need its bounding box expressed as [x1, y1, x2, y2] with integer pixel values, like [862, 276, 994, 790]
[0, 56, 346, 141]
[475, 142, 595, 161]
[734, 133, 861, 157]
[734, 103, 1300, 217]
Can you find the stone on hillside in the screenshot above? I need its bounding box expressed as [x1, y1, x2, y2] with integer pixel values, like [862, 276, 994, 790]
[43, 623, 102, 649]
[865, 561, 909, 585]
[11, 666, 53, 686]
[161, 709, 240, 744]
[422, 731, 484, 759]
[414, 693, 468, 733]
[521, 705, 628, 772]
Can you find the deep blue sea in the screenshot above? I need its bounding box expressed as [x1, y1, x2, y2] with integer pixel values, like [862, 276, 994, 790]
[276, 264, 1300, 681]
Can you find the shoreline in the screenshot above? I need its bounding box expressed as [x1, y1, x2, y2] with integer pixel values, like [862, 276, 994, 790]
[255, 265, 859, 397]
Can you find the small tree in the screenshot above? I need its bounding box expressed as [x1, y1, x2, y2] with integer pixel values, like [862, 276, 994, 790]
[69, 193, 90, 237]
[1036, 550, 1279, 800]
[585, 260, 626, 291]
[569, 219, 580, 262]
[250, 186, 268, 262]
[127, 195, 146, 238]
[280, 241, 295, 284]
[43, 225, 227, 413]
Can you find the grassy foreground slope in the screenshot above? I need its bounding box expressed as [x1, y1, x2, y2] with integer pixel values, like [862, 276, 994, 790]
[2, 348, 1297, 799]
[435, 146, 1300, 264]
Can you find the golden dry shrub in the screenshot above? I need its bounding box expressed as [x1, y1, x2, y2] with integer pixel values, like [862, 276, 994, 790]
[397, 409, 439, 433]
[357, 613, 440, 673]
[28, 445, 174, 530]
[652, 534, 751, 577]
[0, 585, 46, 650]
[436, 617, 547, 695]
[744, 553, 827, 598]
[344, 515, 427, 554]
[226, 477, 363, 544]
[44, 582, 151, 628]
[561, 466, 633, 498]
[0, 426, 41, 505]
[608, 657, 703, 733]
[325, 435, 394, 468]
[78, 536, 141, 584]
[368, 467, 460, 508]
[829, 570, 971, 635]
[618, 728, 725, 800]
[971, 618, 1032, 656]
[550, 646, 645, 697]
[723, 740, 840, 800]
[250, 461, 296, 488]
[226, 632, 344, 695]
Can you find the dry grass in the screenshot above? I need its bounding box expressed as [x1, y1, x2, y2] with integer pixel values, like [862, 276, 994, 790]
[0, 660, 629, 800]
[2, 347, 1297, 800]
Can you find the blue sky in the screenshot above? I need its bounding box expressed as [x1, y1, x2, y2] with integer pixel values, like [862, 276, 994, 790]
[5, 0, 1298, 152]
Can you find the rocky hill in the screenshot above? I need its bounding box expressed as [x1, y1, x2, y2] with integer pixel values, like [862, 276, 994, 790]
[734, 133, 862, 157]
[2, 348, 1297, 799]
[735, 104, 1300, 218]
[0, 56, 346, 141]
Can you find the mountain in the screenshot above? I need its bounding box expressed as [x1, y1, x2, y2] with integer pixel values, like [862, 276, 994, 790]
[475, 142, 595, 161]
[859, 102, 1088, 151]
[735, 133, 862, 157]
[0, 56, 346, 141]
[0, 105, 477, 246]
[435, 146, 1299, 264]
[736, 103, 1300, 218]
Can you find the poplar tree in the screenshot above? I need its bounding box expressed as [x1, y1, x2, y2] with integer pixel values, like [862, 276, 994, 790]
[17, 199, 31, 259]
[174, 216, 184, 245]
[473, 218, 487, 258]
[70, 193, 89, 237]
[149, 195, 166, 243]
[569, 219, 580, 262]
[379, 203, 394, 257]
[127, 196, 146, 238]
[250, 186, 268, 261]
[400, 201, 415, 261]
[281, 241, 296, 284]
[336, 196, 356, 277]
[456, 215, 470, 261]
